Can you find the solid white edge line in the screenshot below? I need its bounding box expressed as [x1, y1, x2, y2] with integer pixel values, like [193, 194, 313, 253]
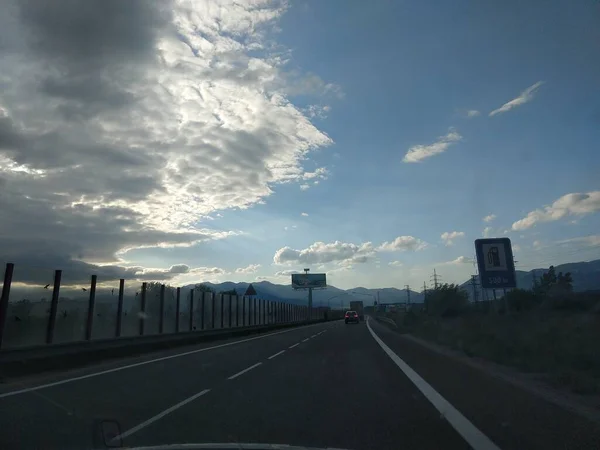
[227, 362, 263, 380]
[289, 343, 300, 349]
[301, 338, 310, 342]
[267, 350, 286, 360]
[311, 334, 318, 338]
[0, 322, 325, 399]
[366, 318, 501, 450]
[114, 388, 211, 441]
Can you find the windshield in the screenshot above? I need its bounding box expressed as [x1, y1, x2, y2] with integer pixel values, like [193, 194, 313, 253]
[0, 1, 599, 450]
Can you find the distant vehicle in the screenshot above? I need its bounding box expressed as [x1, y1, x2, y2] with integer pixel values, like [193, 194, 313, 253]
[344, 310, 359, 324]
[349, 300, 364, 321]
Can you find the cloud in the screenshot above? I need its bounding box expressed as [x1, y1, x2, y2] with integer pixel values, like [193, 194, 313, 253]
[274, 269, 301, 277]
[402, 129, 462, 163]
[5, 259, 227, 286]
[489, 81, 544, 117]
[376, 236, 427, 252]
[304, 104, 331, 119]
[301, 212, 309, 216]
[556, 235, 600, 247]
[445, 256, 472, 265]
[302, 167, 329, 181]
[388, 261, 403, 267]
[533, 240, 543, 250]
[483, 214, 496, 223]
[300, 184, 310, 191]
[467, 110, 480, 118]
[483, 227, 494, 238]
[0, 0, 335, 273]
[235, 264, 261, 274]
[273, 241, 376, 266]
[440, 231, 465, 246]
[511, 191, 600, 230]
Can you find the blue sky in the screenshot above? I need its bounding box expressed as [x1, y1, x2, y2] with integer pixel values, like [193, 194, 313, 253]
[1, 0, 599, 289]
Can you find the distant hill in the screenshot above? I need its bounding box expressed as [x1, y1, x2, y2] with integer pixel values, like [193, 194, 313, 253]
[459, 259, 600, 301]
[190, 259, 600, 307]
[182, 281, 424, 308]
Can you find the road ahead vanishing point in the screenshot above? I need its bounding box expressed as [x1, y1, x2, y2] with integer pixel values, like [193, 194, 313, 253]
[1, 318, 599, 450]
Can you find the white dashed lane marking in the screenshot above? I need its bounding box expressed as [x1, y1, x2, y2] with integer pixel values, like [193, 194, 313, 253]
[268, 350, 286, 360]
[227, 362, 263, 380]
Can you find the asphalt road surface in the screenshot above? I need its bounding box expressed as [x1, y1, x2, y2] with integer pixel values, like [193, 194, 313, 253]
[1, 318, 600, 450]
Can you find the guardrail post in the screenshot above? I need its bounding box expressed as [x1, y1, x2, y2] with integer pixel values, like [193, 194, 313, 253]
[176, 287, 181, 332]
[139, 282, 147, 336]
[46, 270, 62, 344]
[189, 289, 194, 331]
[201, 291, 205, 330]
[236, 295, 239, 327]
[228, 295, 232, 328]
[253, 298, 257, 325]
[262, 299, 265, 325]
[242, 296, 246, 326]
[85, 275, 97, 341]
[116, 279, 124, 337]
[159, 284, 165, 334]
[0, 263, 15, 350]
[220, 294, 224, 329]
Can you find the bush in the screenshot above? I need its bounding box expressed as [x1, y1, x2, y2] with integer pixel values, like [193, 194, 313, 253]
[505, 289, 540, 312]
[425, 284, 469, 317]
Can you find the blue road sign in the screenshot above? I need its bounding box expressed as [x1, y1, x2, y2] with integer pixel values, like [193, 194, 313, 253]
[475, 238, 516, 289]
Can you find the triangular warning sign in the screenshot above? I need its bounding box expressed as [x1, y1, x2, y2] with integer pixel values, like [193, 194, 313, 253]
[244, 283, 257, 296]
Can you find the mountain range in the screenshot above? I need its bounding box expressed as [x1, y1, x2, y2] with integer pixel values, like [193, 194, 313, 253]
[185, 259, 600, 307]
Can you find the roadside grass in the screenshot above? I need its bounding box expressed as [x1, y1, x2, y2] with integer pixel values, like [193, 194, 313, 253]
[384, 310, 600, 395]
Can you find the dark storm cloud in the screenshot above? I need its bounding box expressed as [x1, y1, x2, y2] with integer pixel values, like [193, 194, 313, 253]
[17, 0, 173, 112]
[0, 113, 25, 150]
[18, 0, 172, 62]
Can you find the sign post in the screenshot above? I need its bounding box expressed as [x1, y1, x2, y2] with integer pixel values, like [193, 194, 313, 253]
[291, 271, 327, 320]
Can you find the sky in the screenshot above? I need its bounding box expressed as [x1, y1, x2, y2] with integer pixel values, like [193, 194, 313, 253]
[0, 0, 599, 290]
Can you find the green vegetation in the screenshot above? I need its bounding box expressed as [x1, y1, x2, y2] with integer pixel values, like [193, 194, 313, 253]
[381, 271, 600, 395]
[194, 283, 215, 293]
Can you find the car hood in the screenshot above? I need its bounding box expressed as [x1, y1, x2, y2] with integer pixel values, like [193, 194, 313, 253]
[124, 444, 351, 450]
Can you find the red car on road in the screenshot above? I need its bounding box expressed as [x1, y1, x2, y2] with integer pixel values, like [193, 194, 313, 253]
[345, 310, 359, 324]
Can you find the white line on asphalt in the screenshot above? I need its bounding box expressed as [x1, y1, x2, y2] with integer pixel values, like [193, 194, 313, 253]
[113, 389, 211, 441]
[366, 319, 501, 450]
[289, 343, 300, 349]
[311, 334, 317, 338]
[0, 323, 325, 399]
[227, 362, 263, 380]
[301, 338, 310, 342]
[267, 350, 286, 360]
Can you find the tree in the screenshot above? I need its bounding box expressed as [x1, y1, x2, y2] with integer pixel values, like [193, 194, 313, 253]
[557, 271, 573, 293]
[534, 266, 574, 297]
[425, 283, 469, 317]
[194, 283, 215, 293]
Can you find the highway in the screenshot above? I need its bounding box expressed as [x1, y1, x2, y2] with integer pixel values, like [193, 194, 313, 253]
[1, 318, 600, 450]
